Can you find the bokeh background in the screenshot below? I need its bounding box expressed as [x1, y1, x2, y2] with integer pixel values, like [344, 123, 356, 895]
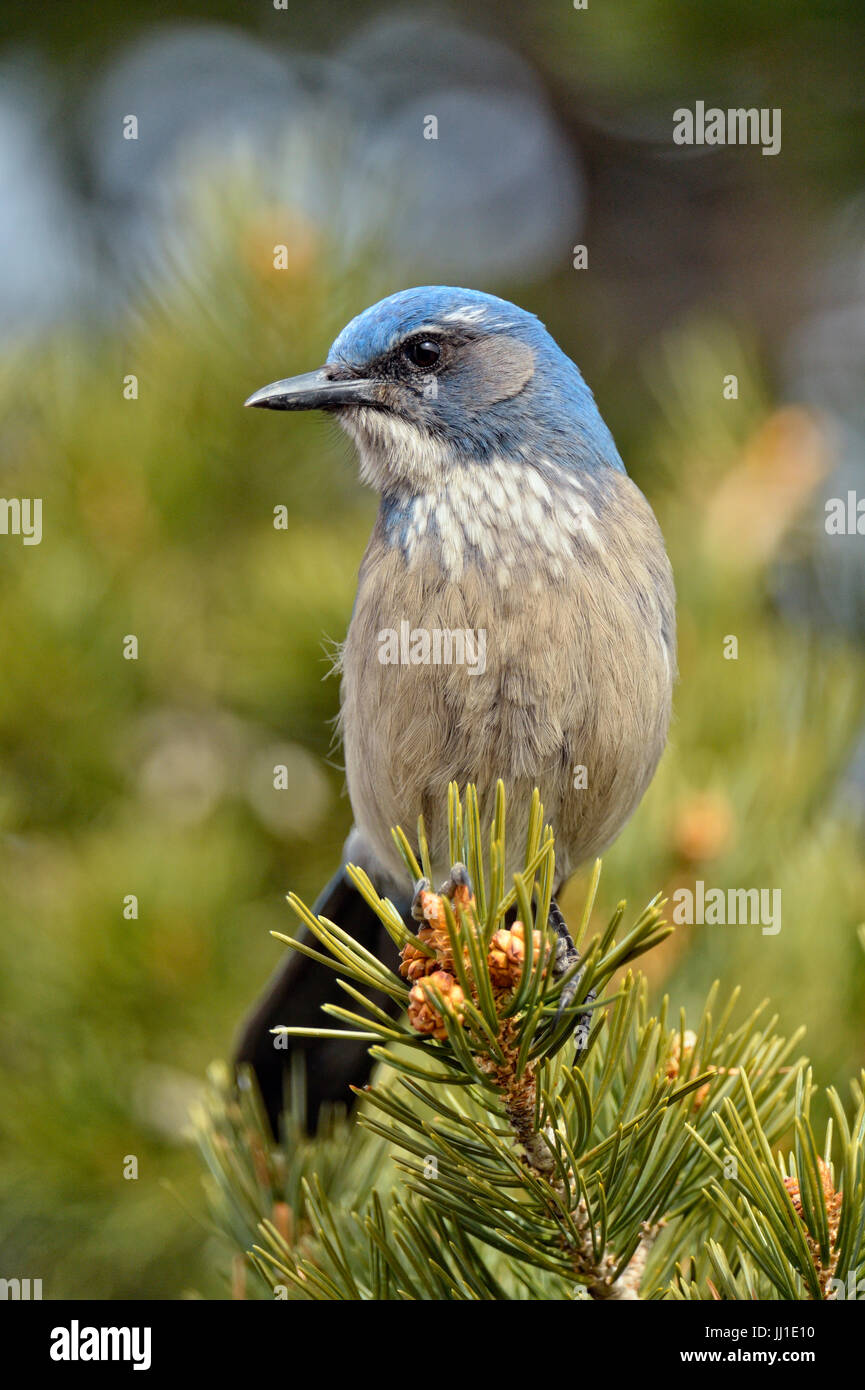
[1, 0, 864, 1299]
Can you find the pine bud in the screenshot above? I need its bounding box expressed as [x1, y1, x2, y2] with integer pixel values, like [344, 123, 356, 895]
[487, 920, 541, 990]
[666, 1029, 713, 1107]
[408, 970, 466, 1039]
[399, 926, 441, 981]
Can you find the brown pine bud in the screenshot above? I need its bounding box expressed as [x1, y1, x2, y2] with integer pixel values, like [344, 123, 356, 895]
[666, 1029, 713, 1107]
[406, 889, 463, 974]
[451, 880, 476, 913]
[665, 1029, 698, 1079]
[399, 926, 439, 981]
[487, 920, 541, 990]
[416, 889, 445, 928]
[400, 911, 455, 977]
[784, 1157, 842, 1232]
[783, 1158, 842, 1295]
[408, 970, 465, 1040]
[272, 1201, 293, 1246]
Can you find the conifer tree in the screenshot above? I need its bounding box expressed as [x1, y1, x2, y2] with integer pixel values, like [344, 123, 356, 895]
[196, 784, 864, 1301]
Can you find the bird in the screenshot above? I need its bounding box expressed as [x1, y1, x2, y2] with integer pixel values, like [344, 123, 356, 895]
[235, 285, 676, 1136]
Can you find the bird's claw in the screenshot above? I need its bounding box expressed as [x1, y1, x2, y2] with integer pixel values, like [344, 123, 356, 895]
[547, 897, 595, 1055]
[438, 862, 472, 901]
[411, 876, 432, 922]
[411, 863, 474, 923]
[552, 975, 596, 1054]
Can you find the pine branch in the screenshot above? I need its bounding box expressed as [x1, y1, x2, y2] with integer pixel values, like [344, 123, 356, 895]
[681, 1069, 865, 1300]
[195, 781, 863, 1302]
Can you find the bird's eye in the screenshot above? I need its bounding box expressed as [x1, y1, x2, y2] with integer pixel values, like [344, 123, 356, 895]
[405, 338, 442, 370]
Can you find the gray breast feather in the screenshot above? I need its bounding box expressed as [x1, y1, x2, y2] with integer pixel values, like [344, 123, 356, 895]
[339, 466, 675, 889]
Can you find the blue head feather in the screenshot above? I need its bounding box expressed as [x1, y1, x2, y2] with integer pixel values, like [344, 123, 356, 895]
[327, 286, 625, 480]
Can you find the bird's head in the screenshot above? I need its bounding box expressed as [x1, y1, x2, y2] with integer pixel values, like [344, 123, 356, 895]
[245, 286, 623, 492]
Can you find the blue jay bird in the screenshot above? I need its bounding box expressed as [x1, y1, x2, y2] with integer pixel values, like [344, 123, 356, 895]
[235, 286, 675, 1134]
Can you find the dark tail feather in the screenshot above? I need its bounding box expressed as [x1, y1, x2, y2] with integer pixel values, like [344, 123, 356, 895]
[233, 867, 404, 1137]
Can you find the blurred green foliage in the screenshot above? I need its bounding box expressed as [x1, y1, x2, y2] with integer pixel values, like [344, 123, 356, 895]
[0, 222, 389, 1298]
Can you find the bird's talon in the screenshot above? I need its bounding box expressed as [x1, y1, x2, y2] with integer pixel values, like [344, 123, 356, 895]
[411, 876, 432, 921]
[552, 982, 597, 1054]
[546, 896, 596, 1053]
[438, 862, 473, 904]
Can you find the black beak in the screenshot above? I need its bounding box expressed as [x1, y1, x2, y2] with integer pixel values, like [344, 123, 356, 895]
[244, 367, 377, 411]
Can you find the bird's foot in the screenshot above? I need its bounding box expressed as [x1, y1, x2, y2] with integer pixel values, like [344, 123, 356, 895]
[411, 862, 474, 924]
[438, 862, 473, 907]
[410, 876, 432, 922]
[548, 898, 596, 1054]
